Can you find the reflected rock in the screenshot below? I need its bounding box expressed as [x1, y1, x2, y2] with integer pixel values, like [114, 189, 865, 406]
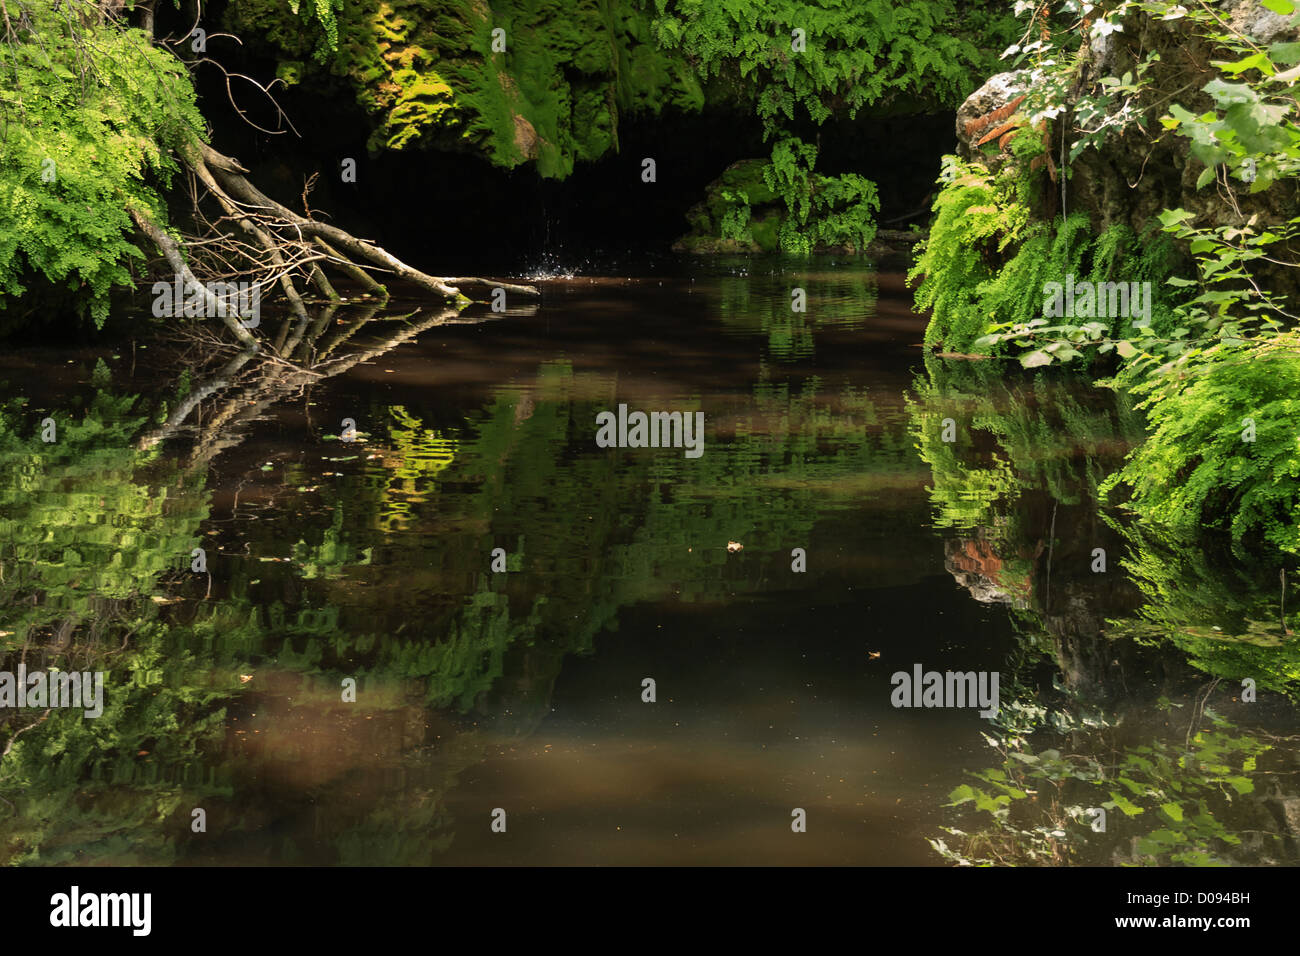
[944, 535, 1030, 609]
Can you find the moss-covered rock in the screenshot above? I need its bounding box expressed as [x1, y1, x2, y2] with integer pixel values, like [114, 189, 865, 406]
[673, 159, 781, 252]
[673, 154, 883, 254]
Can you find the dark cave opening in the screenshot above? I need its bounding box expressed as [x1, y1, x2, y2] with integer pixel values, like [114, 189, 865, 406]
[181, 19, 955, 274]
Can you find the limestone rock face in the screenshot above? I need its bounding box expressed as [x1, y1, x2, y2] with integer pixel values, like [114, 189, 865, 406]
[955, 70, 1032, 162]
[953, 7, 1300, 296]
[1224, 0, 1295, 44]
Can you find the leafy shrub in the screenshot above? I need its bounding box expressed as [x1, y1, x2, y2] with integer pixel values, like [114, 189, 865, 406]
[652, 0, 1012, 129]
[763, 137, 879, 253]
[1103, 338, 1300, 555]
[911, 152, 1180, 356]
[0, 3, 203, 330]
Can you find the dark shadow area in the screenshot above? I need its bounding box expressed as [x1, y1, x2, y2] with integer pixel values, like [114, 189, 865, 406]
[173, 1, 951, 274]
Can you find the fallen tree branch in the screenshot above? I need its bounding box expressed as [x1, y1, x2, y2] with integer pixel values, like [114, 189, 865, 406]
[128, 206, 259, 351]
[194, 142, 541, 301]
[313, 237, 388, 296]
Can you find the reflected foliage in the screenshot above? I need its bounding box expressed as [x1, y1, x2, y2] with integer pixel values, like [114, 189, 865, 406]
[932, 705, 1293, 866]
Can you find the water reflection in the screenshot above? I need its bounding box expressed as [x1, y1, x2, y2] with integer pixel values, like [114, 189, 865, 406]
[908, 351, 1300, 865]
[1, 257, 1298, 865]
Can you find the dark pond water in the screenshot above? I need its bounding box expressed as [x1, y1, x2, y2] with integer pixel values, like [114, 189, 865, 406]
[1, 255, 1298, 865]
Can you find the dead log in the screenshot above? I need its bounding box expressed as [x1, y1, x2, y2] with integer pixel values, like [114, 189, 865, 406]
[192, 143, 541, 301]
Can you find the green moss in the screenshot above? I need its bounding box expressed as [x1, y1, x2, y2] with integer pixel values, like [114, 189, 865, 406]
[748, 212, 781, 251]
[677, 151, 879, 254]
[677, 160, 776, 252]
[226, 0, 703, 175]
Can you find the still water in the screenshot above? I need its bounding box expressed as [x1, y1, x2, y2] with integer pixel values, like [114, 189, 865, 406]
[1, 256, 1297, 865]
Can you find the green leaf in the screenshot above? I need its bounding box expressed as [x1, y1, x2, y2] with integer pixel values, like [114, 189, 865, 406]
[947, 784, 977, 805]
[1214, 52, 1273, 77]
[1021, 350, 1053, 368]
[1116, 340, 1138, 358]
[1137, 829, 1184, 854]
[1203, 78, 1256, 106]
[1269, 42, 1300, 65]
[1108, 792, 1145, 816]
[1262, 0, 1294, 14]
[1160, 802, 1184, 822]
[1223, 776, 1254, 795]
[1115, 775, 1145, 795]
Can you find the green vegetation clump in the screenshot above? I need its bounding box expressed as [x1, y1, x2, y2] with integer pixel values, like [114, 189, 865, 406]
[678, 144, 880, 253]
[761, 136, 880, 253]
[908, 158, 1034, 349]
[235, 0, 1015, 176]
[677, 159, 782, 253]
[909, 156, 1178, 354]
[651, 0, 1011, 127]
[0, 2, 203, 330]
[1104, 340, 1300, 555]
[227, 0, 703, 176]
[654, 0, 1014, 253]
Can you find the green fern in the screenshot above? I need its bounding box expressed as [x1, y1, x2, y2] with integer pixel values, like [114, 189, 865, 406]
[1104, 339, 1300, 555]
[0, 2, 204, 330]
[911, 159, 1179, 353]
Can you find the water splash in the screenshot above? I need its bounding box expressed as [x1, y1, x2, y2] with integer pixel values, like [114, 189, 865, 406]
[520, 251, 587, 280]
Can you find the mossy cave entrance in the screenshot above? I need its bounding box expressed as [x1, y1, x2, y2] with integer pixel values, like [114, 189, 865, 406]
[184, 4, 955, 273]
